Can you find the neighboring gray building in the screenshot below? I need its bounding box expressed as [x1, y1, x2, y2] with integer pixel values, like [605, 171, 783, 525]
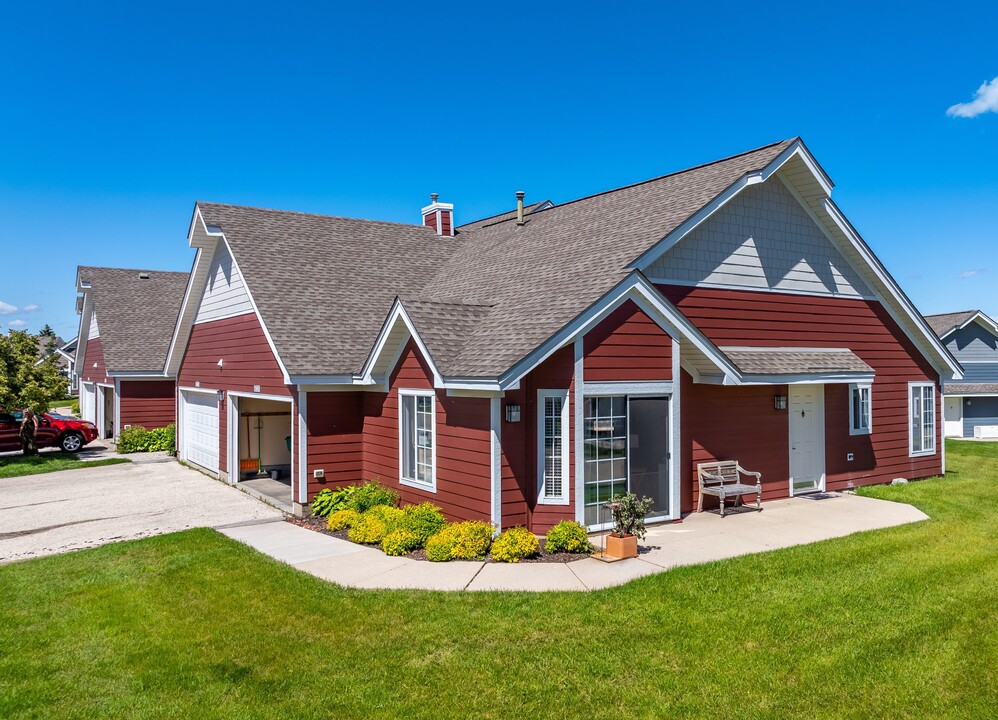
[926, 310, 998, 438]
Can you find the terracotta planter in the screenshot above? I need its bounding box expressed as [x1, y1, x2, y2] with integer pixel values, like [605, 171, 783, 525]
[605, 532, 638, 559]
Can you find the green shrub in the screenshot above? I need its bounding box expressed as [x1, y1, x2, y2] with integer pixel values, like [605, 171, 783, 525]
[381, 529, 421, 556]
[491, 527, 539, 563]
[311, 489, 337, 518]
[326, 509, 359, 531]
[347, 505, 402, 544]
[70, 398, 80, 415]
[425, 521, 495, 562]
[347, 480, 399, 513]
[425, 527, 457, 562]
[348, 515, 388, 544]
[365, 505, 403, 526]
[312, 484, 364, 518]
[394, 503, 446, 545]
[544, 520, 592, 554]
[117, 424, 176, 454]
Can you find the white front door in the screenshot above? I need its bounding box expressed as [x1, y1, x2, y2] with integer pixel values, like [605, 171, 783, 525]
[181, 391, 220, 474]
[789, 384, 825, 495]
[944, 396, 963, 438]
[81, 383, 97, 424]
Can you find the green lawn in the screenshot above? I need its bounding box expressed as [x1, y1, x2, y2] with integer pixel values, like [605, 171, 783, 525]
[1, 441, 995, 719]
[0, 452, 130, 479]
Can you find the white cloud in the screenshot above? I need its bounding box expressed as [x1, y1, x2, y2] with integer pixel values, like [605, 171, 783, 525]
[0, 301, 16, 315]
[947, 77, 998, 118]
[8, 319, 27, 327]
[21, 304, 40, 312]
[959, 268, 988, 279]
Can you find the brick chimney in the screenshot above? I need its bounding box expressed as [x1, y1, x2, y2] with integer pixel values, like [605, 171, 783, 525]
[421, 193, 454, 236]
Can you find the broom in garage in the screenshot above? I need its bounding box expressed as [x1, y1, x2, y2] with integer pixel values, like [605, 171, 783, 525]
[239, 415, 264, 478]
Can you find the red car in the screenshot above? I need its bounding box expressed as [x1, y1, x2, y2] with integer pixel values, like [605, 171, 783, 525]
[0, 410, 99, 453]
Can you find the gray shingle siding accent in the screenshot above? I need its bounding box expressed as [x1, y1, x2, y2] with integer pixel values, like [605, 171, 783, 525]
[944, 322, 998, 363]
[195, 242, 255, 324]
[963, 396, 998, 438]
[645, 176, 872, 298]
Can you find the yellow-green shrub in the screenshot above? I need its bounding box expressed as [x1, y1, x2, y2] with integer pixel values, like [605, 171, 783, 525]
[544, 520, 592, 554]
[425, 521, 495, 562]
[381, 529, 421, 557]
[395, 503, 447, 545]
[491, 527, 539, 563]
[348, 515, 388, 544]
[365, 505, 403, 527]
[326, 509, 359, 531]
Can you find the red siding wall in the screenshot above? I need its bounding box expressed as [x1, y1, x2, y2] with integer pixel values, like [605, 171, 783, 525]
[305, 392, 364, 498]
[178, 313, 293, 476]
[361, 340, 492, 522]
[659, 285, 943, 510]
[583, 300, 672, 382]
[523, 347, 576, 533]
[119, 380, 176, 430]
[80, 337, 110, 384]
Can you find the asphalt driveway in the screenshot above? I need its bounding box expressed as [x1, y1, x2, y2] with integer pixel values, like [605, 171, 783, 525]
[0, 453, 283, 563]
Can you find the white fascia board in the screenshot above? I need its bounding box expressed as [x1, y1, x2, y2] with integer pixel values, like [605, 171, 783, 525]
[360, 299, 445, 388]
[961, 311, 998, 337]
[738, 372, 876, 386]
[74, 293, 92, 378]
[498, 272, 739, 390]
[163, 246, 210, 376]
[106, 371, 174, 379]
[216, 235, 292, 386]
[821, 199, 964, 381]
[630, 140, 821, 272]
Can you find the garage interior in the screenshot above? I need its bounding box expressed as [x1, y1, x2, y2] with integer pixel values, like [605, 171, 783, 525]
[100, 385, 115, 439]
[235, 396, 293, 508]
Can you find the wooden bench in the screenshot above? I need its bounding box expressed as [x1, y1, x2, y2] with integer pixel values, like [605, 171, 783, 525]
[696, 461, 762, 517]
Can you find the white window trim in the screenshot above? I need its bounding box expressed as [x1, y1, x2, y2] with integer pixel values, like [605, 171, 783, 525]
[908, 381, 936, 457]
[849, 383, 872, 436]
[398, 388, 437, 492]
[537, 389, 570, 506]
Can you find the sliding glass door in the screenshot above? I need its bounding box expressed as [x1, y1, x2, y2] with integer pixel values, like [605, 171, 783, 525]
[582, 395, 670, 527]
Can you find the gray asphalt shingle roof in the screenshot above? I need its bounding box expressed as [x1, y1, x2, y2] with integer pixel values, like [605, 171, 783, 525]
[721, 347, 874, 376]
[946, 383, 998, 395]
[197, 138, 795, 379]
[78, 267, 189, 373]
[924, 311, 977, 338]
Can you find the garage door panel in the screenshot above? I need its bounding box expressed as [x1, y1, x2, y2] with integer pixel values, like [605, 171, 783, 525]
[182, 391, 219, 473]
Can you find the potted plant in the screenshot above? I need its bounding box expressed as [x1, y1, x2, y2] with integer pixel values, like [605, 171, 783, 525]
[605, 492, 654, 559]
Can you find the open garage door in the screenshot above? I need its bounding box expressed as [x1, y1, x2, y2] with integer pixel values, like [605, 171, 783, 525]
[181, 390, 219, 474]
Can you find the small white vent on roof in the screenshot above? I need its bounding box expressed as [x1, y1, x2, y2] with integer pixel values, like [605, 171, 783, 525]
[138, 272, 150, 279]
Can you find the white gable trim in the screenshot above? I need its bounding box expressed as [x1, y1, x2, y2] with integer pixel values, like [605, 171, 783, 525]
[498, 272, 739, 390]
[937, 310, 998, 341]
[358, 298, 445, 389]
[821, 199, 962, 380]
[629, 140, 817, 272]
[74, 292, 92, 379]
[164, 205, 293, 385]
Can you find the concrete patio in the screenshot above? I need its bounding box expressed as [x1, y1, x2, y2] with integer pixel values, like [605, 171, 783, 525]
[220, 492, 929, 592]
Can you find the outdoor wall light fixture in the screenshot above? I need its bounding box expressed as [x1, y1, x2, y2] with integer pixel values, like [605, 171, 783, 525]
[505, 403, 521, 423]
[774, 395, 788, 411]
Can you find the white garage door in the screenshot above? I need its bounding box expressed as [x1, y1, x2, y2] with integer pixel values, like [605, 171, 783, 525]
[182, 391, 219, 473]
[81, 383, 97, 424]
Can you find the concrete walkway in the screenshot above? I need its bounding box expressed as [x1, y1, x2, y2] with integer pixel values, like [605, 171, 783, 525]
[220, 492, 928, 592]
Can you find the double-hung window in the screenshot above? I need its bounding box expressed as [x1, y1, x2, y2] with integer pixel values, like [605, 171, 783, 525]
[399, 390, 435, 490]
[537, 389, 569, 504]
[849, 384, 872, 435]
[909, 383, 936, 456]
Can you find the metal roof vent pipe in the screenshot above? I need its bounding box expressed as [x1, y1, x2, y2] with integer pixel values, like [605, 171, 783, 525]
[516, 191, 525, 226]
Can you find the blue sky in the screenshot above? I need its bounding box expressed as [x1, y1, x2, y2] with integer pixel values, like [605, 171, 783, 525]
[1, 1, 995, 340]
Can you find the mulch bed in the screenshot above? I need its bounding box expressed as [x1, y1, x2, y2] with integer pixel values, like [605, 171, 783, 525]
[286, 513, 589, 564]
